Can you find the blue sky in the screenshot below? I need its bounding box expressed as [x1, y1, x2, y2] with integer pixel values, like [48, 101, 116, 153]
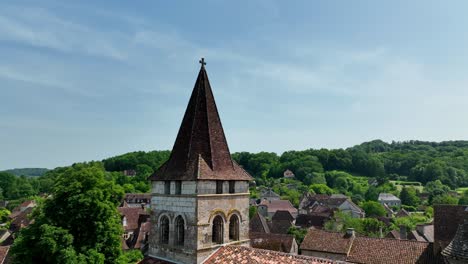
[2, 0, 468, 170]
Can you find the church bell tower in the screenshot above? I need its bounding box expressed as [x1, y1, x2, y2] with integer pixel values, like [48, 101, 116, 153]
[148, 59, 253, 264]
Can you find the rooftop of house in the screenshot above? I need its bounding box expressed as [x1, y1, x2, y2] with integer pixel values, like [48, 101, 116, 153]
[250, 212, 270, 233]
[301, 228, 437, 264]
[301, 229, 354, 255]
[378, 193, 400, 201]
[301, 194, 363, 213]
[266, 200, 297, 215]
[118, 207, 148, 231]
[124, 193, 151, 200]
[416, 224, 434, 242]
[283, 169, 295, 178]
[295, 213, 331, 228]
[203, 246, 339, 264]
[395, 208, 410, 218]
[250, 232, 296, 253]
[272, 210, 294, 222]
[261, 189, 281, 198]
[347, 236, 436, 264]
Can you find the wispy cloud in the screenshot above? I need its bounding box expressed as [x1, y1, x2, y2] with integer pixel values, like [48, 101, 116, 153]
[0, 6, 127, 60]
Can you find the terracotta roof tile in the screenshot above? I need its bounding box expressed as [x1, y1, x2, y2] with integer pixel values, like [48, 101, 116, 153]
[118, 207, 148, 231]
[203, 246, 340, 264]
[250, 232, 296, 253]
[267, 200, 297, 216]
[347, 237, 435, 264]
[149, 66, 252, 181]
[272, 210, 294, 222]
[301, 229, 353, 254]
[250, 212, 270, 233]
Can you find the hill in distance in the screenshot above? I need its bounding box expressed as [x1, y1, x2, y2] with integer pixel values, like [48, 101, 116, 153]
[2, 168, 49, 177]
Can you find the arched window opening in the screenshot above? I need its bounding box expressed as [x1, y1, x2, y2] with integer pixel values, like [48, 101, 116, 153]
[175, 216, 185, 246]
[229, 215, 239, 241]
[212, 215, 224, 244]
[160, 216, 169, 244]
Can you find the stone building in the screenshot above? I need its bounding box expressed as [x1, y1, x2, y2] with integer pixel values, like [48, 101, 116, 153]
[147, 60, 253, 264]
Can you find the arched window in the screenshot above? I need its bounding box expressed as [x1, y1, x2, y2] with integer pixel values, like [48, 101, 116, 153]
[175, 216, 185, 246]
[229, 215, 239, 241]
[212, 215, 224, 244]
[160, 216, 169, 244]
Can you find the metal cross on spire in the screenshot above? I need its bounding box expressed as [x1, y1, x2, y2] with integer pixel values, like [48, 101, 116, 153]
[199, 57, 206, 67]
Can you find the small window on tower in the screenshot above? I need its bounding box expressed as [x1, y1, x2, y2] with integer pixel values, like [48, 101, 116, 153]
[175, 181, 182, 195]
[164, 181, 171, 195]
[229, 181, 235, 194]
[216, 181, 223, 194]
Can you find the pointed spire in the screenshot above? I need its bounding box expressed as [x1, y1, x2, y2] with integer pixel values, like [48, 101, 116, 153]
[150, 59, 252, 181]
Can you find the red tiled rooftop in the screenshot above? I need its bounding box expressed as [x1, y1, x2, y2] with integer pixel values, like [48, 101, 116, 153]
[203, 246, 338, 264]
[301, 229, 352, 254]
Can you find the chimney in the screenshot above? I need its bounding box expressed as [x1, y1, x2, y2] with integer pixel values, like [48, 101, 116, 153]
[345, 228, 355, 238]
[399, 225, 407, 240]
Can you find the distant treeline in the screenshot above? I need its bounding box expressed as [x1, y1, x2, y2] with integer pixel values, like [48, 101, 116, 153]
[99, 140, 468, 189]
[2, 168, 49, 177]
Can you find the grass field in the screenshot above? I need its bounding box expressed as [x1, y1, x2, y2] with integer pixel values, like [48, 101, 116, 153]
[456, 187, 468, 194]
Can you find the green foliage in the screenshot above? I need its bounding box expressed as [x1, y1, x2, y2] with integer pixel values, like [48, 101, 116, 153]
[399, 187, 420, 207]
[459, 190, 468, 205]
[324, 211, 386, 237]
[249, 206, 258, 219]
[432, 195, 459, 205]
[11, 162, 124, 264]
[0, 208, 11, 224]
[360, 201, 386, 217]
[119, 250, 144, 263]
[391, 214, 429, 231]
[309, 184, 334, 195]
[288, 226, 308, 244]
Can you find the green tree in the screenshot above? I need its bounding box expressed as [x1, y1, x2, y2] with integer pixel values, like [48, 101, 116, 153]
[11, 162, 125, 264]
[459, 190, 468, 205]
[309, 184, 334, 195]
[360, 201, 386, 217]
[400, 187, 420, 207]
[432, 195, 459, 205]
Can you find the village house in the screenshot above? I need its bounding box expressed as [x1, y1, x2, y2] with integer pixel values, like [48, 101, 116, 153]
[295, 213, 332, 229]
[259, 188, 281, 202]
[299, 194, 365, 218]
[283, 169, 295, 179]
[299, 205, 468, 263]
[123, 193, 151, 208]
[118, 205, 150, 251]
[123, 169, 137, 177]
[257, 199, 298, 219]
[300, 228, 436, 263]
[378, 193, 401, 207]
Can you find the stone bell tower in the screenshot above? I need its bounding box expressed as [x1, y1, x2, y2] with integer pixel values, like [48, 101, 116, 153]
[148, 59, 253, 264]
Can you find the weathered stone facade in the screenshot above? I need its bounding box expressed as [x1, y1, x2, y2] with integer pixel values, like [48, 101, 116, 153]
[148, 180, 250, 264]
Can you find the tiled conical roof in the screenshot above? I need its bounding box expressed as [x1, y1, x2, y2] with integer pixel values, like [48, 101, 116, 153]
[150, 62, 252, 181]
[442, 216, 468, 261]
